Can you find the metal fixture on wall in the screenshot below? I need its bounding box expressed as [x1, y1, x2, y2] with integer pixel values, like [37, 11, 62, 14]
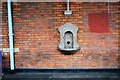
[7, 0, 14, 70]
[64, 0, 72, 15]
[58, 22, 80, 54]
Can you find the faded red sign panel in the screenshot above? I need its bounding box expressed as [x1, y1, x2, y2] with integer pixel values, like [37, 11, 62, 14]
[88, 13, 109, 33]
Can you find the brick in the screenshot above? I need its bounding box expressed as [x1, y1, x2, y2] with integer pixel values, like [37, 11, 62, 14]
[2, 2, 119, 69]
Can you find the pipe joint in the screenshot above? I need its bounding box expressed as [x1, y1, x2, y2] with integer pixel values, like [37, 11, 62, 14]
[9, 33, 14, 36]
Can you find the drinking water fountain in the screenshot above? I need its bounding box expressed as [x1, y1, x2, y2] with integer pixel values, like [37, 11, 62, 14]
[58, 22, 80, 54]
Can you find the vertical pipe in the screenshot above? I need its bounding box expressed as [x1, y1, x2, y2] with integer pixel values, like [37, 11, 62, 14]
[67, 0, 70, 11]
[7, 0, 14, 70]
[108, 0, 110, 14]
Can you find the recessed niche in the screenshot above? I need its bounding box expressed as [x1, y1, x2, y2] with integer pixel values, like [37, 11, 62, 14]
[58, 22, 80, 54]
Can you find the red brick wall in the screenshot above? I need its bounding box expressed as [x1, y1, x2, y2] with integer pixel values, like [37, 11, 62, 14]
[0, 3, 2, 69]
[0, 3, 2, 51]
[2, 2, 119, 68]
[88, 13, 109, 33]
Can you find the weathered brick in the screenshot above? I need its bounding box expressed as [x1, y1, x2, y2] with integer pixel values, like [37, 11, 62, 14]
[2, 2, 119, 69]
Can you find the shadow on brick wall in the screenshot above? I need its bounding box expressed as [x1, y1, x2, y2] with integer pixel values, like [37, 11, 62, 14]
[0, 51, 2, 79]
[118, 47, 120, 69]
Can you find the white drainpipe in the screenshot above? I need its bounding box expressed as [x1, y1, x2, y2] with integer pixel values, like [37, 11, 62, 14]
[67, 0, 70, 11]
[64, 0, 72, 15]
[7, 0, 14, 70]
